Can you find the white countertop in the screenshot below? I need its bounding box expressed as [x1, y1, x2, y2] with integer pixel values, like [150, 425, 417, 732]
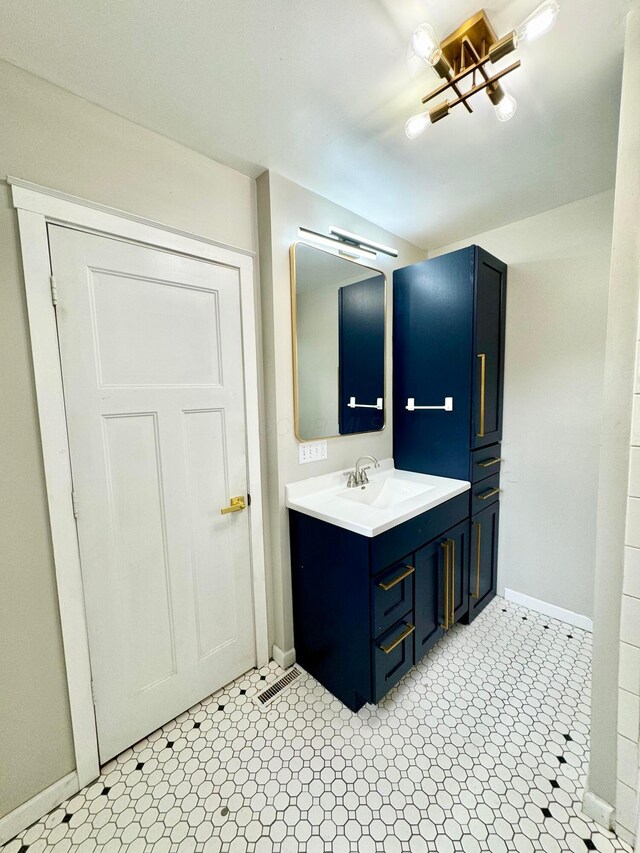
[285, 459, 470, 537]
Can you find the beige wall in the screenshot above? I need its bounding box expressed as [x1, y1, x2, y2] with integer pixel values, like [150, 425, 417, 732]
[431, 191, 614, 621]
[257, 171, 426, 658]
[0, 58, 257, 818]
[588, 3, 640, 822]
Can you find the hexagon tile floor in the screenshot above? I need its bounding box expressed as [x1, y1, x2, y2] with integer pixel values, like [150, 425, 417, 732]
[3, 597, 633, 853]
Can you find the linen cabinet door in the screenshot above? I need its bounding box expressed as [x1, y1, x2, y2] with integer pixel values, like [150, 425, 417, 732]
[393, 249, 475, 481]
[414, 538, 446, 662]
[468, 502, 500, 622]
[472, 248, 507, 449]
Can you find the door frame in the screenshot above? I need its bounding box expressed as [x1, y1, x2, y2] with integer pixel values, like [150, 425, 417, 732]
[10, 176, 270, 788]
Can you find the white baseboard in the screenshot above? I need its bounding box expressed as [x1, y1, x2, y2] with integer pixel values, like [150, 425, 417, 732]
[0, 770, 78, 846]
[582, 790, 616, 830]
[272, 644, 296, 669]
[504, 588, 593, 632]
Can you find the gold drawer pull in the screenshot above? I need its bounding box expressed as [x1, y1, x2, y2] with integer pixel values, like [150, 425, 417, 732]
[473, 522, 481, 599]
[476, 353, 486, 438]
[220, 496, 246, 515]
[379, 623, 415, 654]
[378, 565, 415, 591]
[478, 487, 500, 501]
[478, 457, 502, 468]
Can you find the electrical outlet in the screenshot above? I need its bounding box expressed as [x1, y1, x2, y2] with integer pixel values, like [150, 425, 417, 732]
[298, 440, 328, 465]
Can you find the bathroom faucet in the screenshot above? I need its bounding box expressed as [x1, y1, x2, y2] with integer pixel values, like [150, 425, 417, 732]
[345, 455, 380, 487]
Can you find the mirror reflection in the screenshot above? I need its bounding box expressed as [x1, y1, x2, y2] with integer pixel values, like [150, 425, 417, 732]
[291, 242, 386, 441]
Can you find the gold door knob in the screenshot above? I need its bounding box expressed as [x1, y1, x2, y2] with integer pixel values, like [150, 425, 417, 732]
[220, 496, 246, 515]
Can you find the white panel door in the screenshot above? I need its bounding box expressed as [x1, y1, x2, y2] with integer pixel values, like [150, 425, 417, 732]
[48, 225, 255, 762]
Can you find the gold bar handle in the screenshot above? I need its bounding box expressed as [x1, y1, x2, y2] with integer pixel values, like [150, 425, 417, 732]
[478, 457, 502, 468]
[378, 565, 415, 591]
[379, 623, 415, 654]
[476, 353, 486, 438]
[441, 541, 450, 631]
[473, 522, 481, 599]
[449, 538, 455, 626]
[220, 496, 246, 515]
[478, 487, 500, 501]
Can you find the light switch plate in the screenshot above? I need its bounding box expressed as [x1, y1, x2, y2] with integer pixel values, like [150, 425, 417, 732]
[299, 440, 328, 465]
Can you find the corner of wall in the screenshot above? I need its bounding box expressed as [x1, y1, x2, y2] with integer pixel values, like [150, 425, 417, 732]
[589, 2, 640, 828]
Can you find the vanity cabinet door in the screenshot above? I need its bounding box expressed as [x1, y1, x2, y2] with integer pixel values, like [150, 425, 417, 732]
[448, 520, 471, 625]
[472, 248, 507, 449]
[468, 502, 500, 622]
[415, 520, 470, 663]
[414, 538, 446, 661]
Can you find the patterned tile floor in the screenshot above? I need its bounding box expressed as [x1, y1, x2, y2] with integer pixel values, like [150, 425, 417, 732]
[3, 598, 633, 853]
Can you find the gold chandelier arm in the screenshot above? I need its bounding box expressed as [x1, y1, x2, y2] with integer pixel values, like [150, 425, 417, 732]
[446, 61, 521, 111]
[422, 53, 493, 105]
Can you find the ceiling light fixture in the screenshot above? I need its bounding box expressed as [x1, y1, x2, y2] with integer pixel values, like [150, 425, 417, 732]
[405, 1, 559, 138]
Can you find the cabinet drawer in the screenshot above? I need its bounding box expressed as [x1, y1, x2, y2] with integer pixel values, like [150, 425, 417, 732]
[471, 473, 501, 515]
[372, 614, 415, 703]
[373, 559, 415, 637]
[471, 444, 502, 482]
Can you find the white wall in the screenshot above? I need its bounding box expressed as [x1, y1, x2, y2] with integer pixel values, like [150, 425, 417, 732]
[0, 58, 257, 819]
[587, 4, 640, 824]
[431, 192, 614, 621]
[257, 171, 426, 659]
[617, 315, 640, 843]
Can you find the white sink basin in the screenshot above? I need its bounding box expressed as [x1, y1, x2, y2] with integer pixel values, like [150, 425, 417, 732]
[338, 474, 434, 509]
[285, 459, 470, 537]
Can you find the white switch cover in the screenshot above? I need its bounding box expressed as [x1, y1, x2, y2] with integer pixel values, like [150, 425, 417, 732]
[299, 440, 328, 465]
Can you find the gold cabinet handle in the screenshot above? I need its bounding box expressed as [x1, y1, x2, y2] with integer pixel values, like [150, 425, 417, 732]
[476, 353, 486, 438]
[441, 541, 450, 631]
[379, 623, 415, 654]
[449, 538, 455, 627]
[478, 456, 502, 468]
[220, 496, 246, 515]
[378, 565, 415, 591]
[478, 487, 500, 501]
[473, 522, 481, 599]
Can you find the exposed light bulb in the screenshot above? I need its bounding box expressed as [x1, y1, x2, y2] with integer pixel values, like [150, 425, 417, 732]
[410, 22, 440, 66]
[516, 0, 560, 44]
[405, 111, 431, 139]
[494, 92, 518, 122]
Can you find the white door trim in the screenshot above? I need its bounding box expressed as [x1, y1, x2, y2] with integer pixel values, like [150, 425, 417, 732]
[10, 177, 270, 790]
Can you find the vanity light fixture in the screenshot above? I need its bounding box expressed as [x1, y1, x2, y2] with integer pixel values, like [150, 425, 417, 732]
[405, 0, 559, 137]
[297, 226, 396, 260]
[328, 227, 399, 258]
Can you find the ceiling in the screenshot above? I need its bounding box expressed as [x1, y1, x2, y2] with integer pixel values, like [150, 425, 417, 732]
[0, 0, 631, 248]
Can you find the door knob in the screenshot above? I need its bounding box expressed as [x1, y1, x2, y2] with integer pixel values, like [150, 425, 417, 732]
[220, 496, 246, 515]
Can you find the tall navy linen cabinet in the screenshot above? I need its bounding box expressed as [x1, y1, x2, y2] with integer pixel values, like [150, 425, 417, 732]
[393, 245, 507, 621]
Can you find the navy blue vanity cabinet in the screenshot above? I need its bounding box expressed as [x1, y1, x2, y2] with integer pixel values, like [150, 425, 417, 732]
[393, 246, 506, 622]
[289, 493, 469, 711]
[393, 245, 507, 479]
